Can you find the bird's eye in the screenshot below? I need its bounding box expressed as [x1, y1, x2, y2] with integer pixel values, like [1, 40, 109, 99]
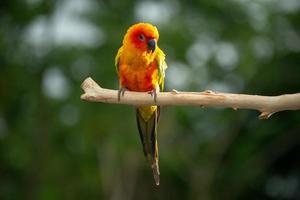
[138, 34, 145, 41]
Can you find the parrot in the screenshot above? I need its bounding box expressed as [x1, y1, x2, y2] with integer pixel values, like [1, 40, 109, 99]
[115, 23, 168, 185]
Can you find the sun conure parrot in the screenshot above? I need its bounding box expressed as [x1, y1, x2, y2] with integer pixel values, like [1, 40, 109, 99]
[115, 23, 168, 185]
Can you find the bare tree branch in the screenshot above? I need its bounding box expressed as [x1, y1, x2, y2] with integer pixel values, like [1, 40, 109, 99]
[81, 77, 300, 119]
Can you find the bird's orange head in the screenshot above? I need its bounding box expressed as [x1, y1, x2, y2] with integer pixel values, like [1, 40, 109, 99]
[123, 23, 159, 54]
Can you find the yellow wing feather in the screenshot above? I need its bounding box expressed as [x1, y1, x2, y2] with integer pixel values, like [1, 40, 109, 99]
[115, 46, 123, 73]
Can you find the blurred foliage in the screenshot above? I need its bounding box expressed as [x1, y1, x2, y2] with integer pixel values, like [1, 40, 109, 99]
[0, 0, 300, 199]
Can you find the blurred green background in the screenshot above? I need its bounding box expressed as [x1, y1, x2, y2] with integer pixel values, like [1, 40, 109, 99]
[1, 0, 300, 199]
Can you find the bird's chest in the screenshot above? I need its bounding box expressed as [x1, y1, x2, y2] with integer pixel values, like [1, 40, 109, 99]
[119, 62, 158, 92]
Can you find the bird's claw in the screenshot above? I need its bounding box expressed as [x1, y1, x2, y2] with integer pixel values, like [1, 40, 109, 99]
[148, 89, 158, 103]
[118, 87, 127, 102]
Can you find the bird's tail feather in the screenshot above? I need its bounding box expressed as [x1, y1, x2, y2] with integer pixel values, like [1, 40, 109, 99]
[136, 106, 160, 185]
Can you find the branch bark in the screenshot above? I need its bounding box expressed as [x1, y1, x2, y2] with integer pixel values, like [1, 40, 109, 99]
[81, 77, 300, 119]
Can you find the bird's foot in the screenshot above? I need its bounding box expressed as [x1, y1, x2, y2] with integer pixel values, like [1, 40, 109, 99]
[148, 88, 158, 103]
[118, 87, 127, 102]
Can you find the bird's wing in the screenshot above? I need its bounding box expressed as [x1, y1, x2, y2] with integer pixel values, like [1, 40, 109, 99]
[115, 46, 123, 74]
[155, 47, 168, 91]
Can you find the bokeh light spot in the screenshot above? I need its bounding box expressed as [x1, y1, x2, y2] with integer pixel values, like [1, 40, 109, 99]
[42, 67, 70, 100]
[215, 42, 239, 71]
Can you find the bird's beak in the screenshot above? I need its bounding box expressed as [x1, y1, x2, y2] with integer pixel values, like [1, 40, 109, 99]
[147, 39, 156, 53]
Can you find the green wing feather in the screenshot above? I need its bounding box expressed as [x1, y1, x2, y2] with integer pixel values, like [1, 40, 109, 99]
[155, 47, 168, 91]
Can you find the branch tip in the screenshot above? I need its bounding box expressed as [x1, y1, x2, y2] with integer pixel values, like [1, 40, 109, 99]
[81, 77, 102, 92]
[80, 94, 86, 100]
